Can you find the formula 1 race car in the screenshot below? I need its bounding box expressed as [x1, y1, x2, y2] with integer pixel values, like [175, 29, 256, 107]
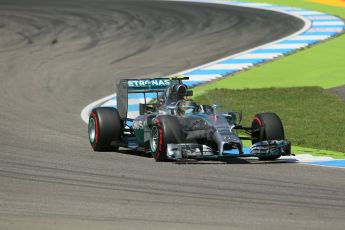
[88, 76, 291, 162]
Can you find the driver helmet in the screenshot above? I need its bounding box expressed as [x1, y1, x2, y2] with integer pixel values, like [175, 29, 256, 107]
[177, 100, 198, 116]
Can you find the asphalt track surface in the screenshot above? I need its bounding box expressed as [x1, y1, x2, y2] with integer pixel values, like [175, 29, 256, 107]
[0, 0, 344, 229]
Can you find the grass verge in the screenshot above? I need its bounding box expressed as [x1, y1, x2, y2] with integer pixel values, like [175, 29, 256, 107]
[194, 87, 345, 158]
[194, 36, 345, 95]
[193, 0, 345, 96]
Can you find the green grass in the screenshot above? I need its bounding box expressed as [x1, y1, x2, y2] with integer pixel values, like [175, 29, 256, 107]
[194, 37, 345, 96]
[194, 87, 345, 158]
[193, 0, 345, 96]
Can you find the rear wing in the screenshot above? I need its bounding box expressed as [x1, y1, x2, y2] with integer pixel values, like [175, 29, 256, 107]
[116, 76, 189, 118]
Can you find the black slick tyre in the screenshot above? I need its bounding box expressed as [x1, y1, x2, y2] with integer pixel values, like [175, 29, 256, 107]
[88, 107, 122, 151]
[149, 116, 184, 162]
[251, 112, 285, 161]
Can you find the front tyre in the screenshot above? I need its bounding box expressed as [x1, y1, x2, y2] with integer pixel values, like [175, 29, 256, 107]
[88, 107, 122, 151]
[149, 116, 184, 162]
[251, 112, 285, 161]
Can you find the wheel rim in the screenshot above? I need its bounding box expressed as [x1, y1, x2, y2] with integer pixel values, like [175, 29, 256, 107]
[150, 126, 159, 152]
[88, 117, 96, 144]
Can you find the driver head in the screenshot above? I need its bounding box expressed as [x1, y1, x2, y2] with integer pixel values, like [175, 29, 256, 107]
[177, 100, 198, 116]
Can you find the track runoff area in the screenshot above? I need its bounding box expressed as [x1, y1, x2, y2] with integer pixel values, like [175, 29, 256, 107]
[82, 0, 345, 168]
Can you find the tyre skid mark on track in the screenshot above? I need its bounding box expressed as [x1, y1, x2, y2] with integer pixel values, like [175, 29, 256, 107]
[0, 158, 341, 193]
[1, 170, 344, 210]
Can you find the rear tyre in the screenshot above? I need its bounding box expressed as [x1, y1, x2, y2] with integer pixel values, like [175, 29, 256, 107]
[251, 112, 285, 161]
[88, 107, 122, 151]
[149, 116, 184, 162]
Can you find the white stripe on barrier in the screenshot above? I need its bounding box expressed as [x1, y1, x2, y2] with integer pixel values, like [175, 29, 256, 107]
[290, 35, 331, 40]
[313, 21, 344, 25]
[229, 2, 272, 7]
[186, 74, 222, 81]
[101, 99, 117, 107]
[236, 53, 283, 59]
[308, 27, 344, 32]
[202, 63, 253, 70]
[269, 43, 309, 49]
[307, 15, 339, 20]
[291, 11, 326, 15]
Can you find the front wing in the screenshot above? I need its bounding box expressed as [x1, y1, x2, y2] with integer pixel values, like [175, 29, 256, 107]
[166, 140, 291, 161]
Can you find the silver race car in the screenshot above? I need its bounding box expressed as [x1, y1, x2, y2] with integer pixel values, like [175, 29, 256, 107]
[88, 76, 291, 161]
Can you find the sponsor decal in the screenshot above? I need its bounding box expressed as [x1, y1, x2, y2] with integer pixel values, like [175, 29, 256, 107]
[132, 120, 144, 130]
[128, 79, 170, 88]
